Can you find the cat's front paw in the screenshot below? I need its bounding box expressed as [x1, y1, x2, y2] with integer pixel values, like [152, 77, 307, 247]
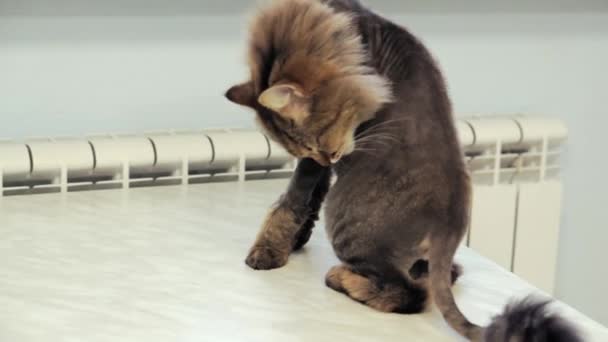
[245, 246, 288, 270]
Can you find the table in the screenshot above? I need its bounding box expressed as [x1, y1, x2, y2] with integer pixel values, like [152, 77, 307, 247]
[0, 180, 606, 341]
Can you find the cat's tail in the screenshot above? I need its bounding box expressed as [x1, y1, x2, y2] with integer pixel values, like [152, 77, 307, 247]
[483, 296, 584, 342]
[428, 234, 583, 342]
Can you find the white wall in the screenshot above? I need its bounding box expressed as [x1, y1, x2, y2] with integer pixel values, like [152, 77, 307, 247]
[0, 16, 252, 138]
[1, 0, 607, 325]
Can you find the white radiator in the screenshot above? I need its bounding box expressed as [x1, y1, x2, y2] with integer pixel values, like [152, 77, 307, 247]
[0, 116, 567, 294]
[0, 129, 295, 193]
[461, 117, 567, 295]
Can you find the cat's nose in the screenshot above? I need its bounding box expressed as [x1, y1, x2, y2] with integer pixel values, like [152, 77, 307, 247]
[330, 151, 342, 164]
[311, 154, 330, 166]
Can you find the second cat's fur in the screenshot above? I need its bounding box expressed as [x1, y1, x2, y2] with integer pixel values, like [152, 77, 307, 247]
[225, 1, 581, 341]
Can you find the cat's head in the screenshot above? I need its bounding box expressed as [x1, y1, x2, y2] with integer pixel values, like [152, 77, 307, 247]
[225, 75, 391, 165]
[224, 0, 392, 166]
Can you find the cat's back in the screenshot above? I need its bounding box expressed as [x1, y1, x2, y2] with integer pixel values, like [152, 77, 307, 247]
[319, 0, 447, 98]
[323, 0, 465, 172]
[325, 0, 469, 209]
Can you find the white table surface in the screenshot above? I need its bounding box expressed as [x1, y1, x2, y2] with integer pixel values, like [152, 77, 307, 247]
[0, 180, 606, 342]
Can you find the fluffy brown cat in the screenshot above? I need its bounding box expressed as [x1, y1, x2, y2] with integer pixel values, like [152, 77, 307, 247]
[225, 1, 581, 341]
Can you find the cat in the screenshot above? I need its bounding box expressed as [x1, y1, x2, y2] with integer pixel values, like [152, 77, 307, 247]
[225, 0, 581, 341]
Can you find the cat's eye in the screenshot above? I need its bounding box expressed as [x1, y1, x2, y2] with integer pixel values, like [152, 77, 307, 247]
[303, 146, 313, 151]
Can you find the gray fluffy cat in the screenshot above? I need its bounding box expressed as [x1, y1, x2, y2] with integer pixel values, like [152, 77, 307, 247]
[225, 1, 582, 341]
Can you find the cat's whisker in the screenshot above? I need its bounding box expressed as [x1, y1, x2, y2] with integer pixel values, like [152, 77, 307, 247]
[359, 131, 396, 141]
[361, 133, 400, 141]
[364, 117, 411, 129]
[356, 126, 394, 140]
[355, 142, 391, 151]
[356, 128, 402, 142]
[355, 141, 390, 150]
[356, 137, 394, 147]
[355, 124, 395, 139]
[352, 146, 379, 152]
[353, 144, 389, 155]
[355, 118, 410, 139]
[356, 133, 400, 145]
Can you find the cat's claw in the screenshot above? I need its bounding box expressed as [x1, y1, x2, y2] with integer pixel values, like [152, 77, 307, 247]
[245, 246, 288, 270]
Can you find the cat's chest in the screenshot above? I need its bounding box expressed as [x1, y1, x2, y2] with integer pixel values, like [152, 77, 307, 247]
[327, 166, 387, 204]
[326, 158, 410, 210]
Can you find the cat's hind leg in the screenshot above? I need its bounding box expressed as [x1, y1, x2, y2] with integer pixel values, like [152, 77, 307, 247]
[325, 265, 427, 314]
[408, 259, 463, 285]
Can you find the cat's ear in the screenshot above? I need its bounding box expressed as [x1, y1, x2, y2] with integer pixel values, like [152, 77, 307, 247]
[258, 84, 305, 110]
[258, 83, 310, 123]
[225, 81, 255, 107]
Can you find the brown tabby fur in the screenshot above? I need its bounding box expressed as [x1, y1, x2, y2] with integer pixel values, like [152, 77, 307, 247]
[225, 1, 581, 341]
